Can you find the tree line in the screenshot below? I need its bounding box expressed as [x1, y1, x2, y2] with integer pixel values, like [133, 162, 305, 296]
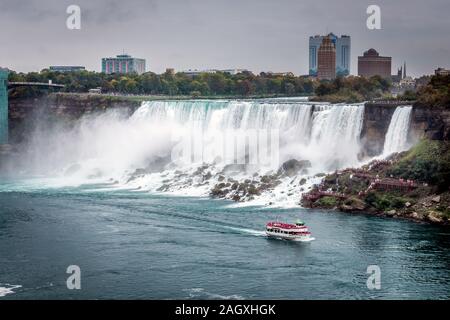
[8, 70, 317, 97]
[8, 69, 414, 103]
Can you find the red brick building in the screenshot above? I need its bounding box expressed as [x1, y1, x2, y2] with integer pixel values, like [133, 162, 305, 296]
[317, 36, 336, 80]
[358, 49, 392, 78]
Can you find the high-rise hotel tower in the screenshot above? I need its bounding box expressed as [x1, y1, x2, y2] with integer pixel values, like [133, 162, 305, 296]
[309, 33, 350, 77]
[317, 36, 336, 80]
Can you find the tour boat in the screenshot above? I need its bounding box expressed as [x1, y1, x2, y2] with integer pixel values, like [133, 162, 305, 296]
[266, 220, 314, 242]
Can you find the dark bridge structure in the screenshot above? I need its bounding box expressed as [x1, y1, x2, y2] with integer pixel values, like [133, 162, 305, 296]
[8, 81, 65, 90]
[1, 70, 65, 144]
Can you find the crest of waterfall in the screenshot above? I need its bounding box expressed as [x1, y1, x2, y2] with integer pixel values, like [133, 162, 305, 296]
[131, 100, 311, 170]
[130, 100, 364, 172]
[382, 106, 413, 156]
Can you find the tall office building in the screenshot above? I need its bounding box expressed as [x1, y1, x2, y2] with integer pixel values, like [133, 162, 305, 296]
[309, 33, 350, 76]
[317, 36, 336, 80]
[102, 54, 146, 75]
[357, 48, 392, 78]
[0, 68, 9, 144]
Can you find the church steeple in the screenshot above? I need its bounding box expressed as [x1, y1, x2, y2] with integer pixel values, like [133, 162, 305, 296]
[403, 62, 407, 79]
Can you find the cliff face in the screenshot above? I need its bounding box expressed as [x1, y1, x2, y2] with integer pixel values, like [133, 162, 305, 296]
[360, 102, 450, 158]
[360, 102, 398, 157]
[410, 104, 450, 141]
[8, 93, 140, 144]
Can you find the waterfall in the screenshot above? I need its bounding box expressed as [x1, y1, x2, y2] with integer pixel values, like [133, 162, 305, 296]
[15, 98, 366, 206]
[130, 100, 364, 172]
[383, 106, 413, 156]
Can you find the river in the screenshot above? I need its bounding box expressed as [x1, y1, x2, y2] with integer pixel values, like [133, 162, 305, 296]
[0, 99, 448, 299]
[0, 182, 449, 299]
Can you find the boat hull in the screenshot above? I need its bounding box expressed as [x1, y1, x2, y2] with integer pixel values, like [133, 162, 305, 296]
[265, 231, 314, 242]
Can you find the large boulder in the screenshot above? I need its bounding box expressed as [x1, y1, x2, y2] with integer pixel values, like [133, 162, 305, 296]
[278, 159, 312, 177]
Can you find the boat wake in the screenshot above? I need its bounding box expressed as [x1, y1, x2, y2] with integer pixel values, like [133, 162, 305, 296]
[223, 226, 267, 237]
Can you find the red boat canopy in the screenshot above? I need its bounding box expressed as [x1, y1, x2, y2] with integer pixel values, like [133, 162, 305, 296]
[266, 222, 306, 229]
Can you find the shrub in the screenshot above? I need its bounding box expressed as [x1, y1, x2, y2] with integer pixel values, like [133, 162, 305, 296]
[316, 196, 338, 208]
[388, 140, 450, 191]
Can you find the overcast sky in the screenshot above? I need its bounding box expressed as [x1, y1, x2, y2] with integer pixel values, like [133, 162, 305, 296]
[0, 0, 449, 77]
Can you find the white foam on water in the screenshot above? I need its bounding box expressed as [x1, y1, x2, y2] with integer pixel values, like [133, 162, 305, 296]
[0, 284, 22, 297]
[183, 288, 245, 300]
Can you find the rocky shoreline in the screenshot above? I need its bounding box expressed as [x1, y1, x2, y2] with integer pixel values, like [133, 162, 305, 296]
[301, 140, 450, 226]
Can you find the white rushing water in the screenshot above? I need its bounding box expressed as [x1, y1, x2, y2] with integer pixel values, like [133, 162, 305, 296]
[383, 106, 413, 156]
[128, 100, 364, 172]
[9, 99, 369, 207]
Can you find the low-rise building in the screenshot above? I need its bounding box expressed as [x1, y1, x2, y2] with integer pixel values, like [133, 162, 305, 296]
[181, 68, 249, 77]
[358, 49, 391, 78]
[435, 68, 450, 76]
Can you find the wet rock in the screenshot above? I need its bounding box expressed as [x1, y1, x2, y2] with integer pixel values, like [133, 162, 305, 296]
[210, 185, 227, 198]
[247, 184, 260, 196]
[232, 194, 241, 202]
[237, 183, 247, 192]
[432, 196, 441, 203]
[217, 183, 226, 189]
[203, 172, 212, 180]
[315, 172, 326, 178]
[340, 204, 354, 212]
[299, 178, 307, 185]
[217, 175, 225, 182]
[157, 184, 170, 192]
[387, 209, 397, 216]
[427, 211, 443, 223]
[410, 212, 420, 219]
[278, 159, 312, 177]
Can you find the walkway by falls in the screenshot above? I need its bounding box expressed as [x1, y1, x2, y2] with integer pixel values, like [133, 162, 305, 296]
[383, 106, 413, 156]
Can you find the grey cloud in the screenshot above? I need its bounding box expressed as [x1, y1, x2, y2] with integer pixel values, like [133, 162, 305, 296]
[0, 0, 449, 76]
